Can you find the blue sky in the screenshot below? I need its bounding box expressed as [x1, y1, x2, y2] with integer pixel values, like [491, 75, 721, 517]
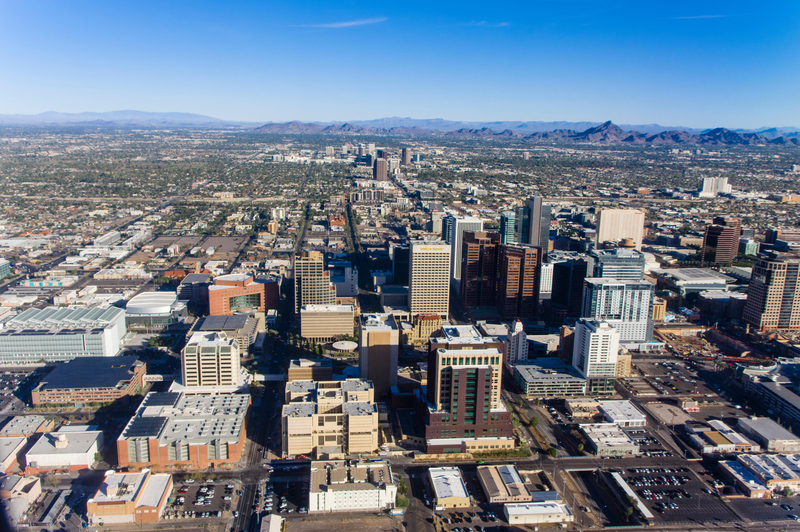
[0, 0, 798, 128]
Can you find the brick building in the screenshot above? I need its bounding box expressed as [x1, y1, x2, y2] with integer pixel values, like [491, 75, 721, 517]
[208, 273, 279, 315]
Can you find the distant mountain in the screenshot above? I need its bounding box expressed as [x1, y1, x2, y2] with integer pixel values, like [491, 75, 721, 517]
[0, 110, 257, 127]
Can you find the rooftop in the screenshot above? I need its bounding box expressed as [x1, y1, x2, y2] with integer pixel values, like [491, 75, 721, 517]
[360, 313, 398, 330]
[196, 314, 249, 332]
[3, 306, 124, 332]
[0, 415, 50, 437]
[27, 431, 103, 457]
[738, 417, 800, 443]
[301, 304, 354, 313]
[185, 330, 234, 348]
[504, 502, 573, 517]
[0, 436, 25, 465]
[581, 423, 639, 447]
[429, 467, 469, 500]
[598, 400, 647, 423]
[477, 464, 531, 501]
[36, 356, 143, 391]
[515, 359, 586, 384]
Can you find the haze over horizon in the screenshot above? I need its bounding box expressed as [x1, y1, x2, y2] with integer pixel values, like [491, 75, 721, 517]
[1, 0, 798, 129]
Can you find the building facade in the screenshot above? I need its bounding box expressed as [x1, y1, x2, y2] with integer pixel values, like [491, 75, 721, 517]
[581, 278, 654, 344]
[294, 251, 337, 314]
[572, 319, 619, 394]
[743, 252, 800, 331]
[590, 249, 645, 280]
[31, 356, 145, 406]
[181, 331, 240, 389]
[300, 304, 355, 342]
[408, 241, 451, 318]
[496, 244, 542, 320]
[596, 209, 645, 250]
[358, 314, 399, 400]
[460, 232, 500, 308]
[208, 273, 278, 315]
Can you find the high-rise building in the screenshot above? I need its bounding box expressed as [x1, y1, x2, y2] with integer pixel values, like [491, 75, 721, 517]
[496, 244, 542, 320]
[550, 260, 588, 318]
[539, 263, 554, 298]
[294, 251, 336, 314]
[373, 158, 388, 181]
[430, 211, 447, 235]
[0, 258, 11, 280]
[581, 278, 654, 344]
[590, 249, 645, 281]
[447, 216, 484, 292]
[408, 241, 451, 318]
[460, 232, 501, 308]
[401, 148, 412, 166]
[698, 177, 732, 198]
[424, 325, 515, 453]
[526, 194, 552, 249]
[743, 252, 800, 331]
[500, 211, 516, 244]
[377, 149, 390, 160]
[391, 244, 410, 285]
[181, 331, 241, 389]
[506, 320, 528, 365]
[702, 217, 742, 264]
[358, 314, 399, 399]
[596, 209, 645, 250]
[572, 319, 619, 394]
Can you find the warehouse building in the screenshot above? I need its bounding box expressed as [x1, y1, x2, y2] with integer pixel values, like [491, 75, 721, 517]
[476, 464, 532, 504]
[504, 502, 574, 526]
[718, 461, 771, 498]
[87, 469, 173, 525]
[598, 400, 647, 428]
[737, 417, 800, 453]
[31, 356, 146, 406]
[0, 306, 126, 364]
[429, 467, 470, 508]
[308, 460, 397, 513]
[117, 392, 250, 471]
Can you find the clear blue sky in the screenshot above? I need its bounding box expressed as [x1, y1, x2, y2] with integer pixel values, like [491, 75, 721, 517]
[1, 0, 798, 129]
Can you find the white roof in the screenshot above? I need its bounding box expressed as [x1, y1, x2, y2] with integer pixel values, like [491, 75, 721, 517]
[27, 431, 102, 456]
[126, 292, 178, 315]
[599, 400, 647, 423]
[136, 473, 171, 508]
[429, 467, 469, 500]
[301, 304, 354, 313]
[0, 437, 25, 464]
[505, 502, 573, 516]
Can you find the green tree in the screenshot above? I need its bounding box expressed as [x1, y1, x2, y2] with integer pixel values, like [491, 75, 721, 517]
[397, 479, 409, 496]
[396, 496, 410, 508]
[529, 417, 539, 429]
[547, 447, 558, 457]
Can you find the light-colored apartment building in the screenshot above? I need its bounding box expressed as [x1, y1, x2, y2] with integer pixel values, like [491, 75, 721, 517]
[294, 251, 336, 314]
[282, 380, 379, 458]
[300, 304, 355, 342]
[181, 331, 240, 388]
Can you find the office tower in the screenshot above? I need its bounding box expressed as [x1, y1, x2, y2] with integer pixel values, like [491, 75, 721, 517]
[590, 249, 645, 281]
[358, 314, 399, 399]
[698, 177, 732, 198]
[743, 252, 800, 331]
[181, 331, 240, 388]
[526, 194, 552, 248]
[522, 151, 530, 161]
[408, 241, 451, 318]
[765, 228, 800, 245]
[430, 211, 447, 235]
[424, 325, 514, 453]
[377, 149, 389, 160]
[550, 260, 588, 318]
[447, 216, 484, 293]
[539, 263, 554, 299]
[391, 244, 410, 285]
[401, 148, 411, 165]
[581, 278, 654, 344]
[294, 251, 336, 314]
[373, 158, 388, 181]
[500, 211, 516, 244]
[572, 319, 619, 394]
[358, 144, 365, 156]
[506, 319, 528, 365]
[460, 231, 501, 308]
[702, 218, 741, 264]
[596, 209, 645, 250]
[367, 142, 376, 153]
[496, 244, 542, 320]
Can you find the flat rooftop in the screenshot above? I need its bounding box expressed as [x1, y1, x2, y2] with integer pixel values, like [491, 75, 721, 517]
[516, 360, 586, 384]
[598, 400, 647, 423]
[27, 431, 103, 457]
[360, 313, 398, 330]
[309, 460, 394, 493]
[738, 454, 800, 482]
[738, 417, 800, 443]
[36, 356, 143, 391]
[504, 502, 573, 517]
[301, 304, 354, 313]
[429, 467, 469, 500]
[477, 464, 531, 501]
[0, 415, 50, 437]
[582, 423, 638, 447]
[2, 306, 124, 332]
[196, 314, 250, 331]
[0, 437, 25, 464]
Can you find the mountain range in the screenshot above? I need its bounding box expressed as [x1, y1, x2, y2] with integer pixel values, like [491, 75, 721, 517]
[254, 120, 800, 146]
[0, 111, 798, 146]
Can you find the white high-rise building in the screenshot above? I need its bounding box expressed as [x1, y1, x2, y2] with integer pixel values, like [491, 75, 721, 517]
[596, 209, 645, 250]
[408, 241, 451, 318]
[181, 331, 240, 388]
[698, 177, 732, 198]
[581, 278, 654, 344]
[446, 216, 483, 293]
[572, 319, 620, 379]
[506, 320, 528, 365]
[540, 263, 554, 295]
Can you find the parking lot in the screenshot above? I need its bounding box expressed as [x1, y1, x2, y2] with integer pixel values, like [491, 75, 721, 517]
[621, 467, 737, 524]
[728, 497, 800, 524]
[265, 461, 310, 515]
[169, 479, 239, 519]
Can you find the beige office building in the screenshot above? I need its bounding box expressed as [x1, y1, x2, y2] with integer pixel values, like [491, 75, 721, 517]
[408, 241, 451, 318]
[359, 314, 399, 399]
[300, 304, 355, 342]
[181, 331, 240, 388]
[596, 209, 645, 250]
[282, 379, 379, 458]
[294, 251, 336, 314]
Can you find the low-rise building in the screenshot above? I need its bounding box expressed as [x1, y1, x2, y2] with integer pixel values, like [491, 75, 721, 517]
[31, 356, 146, 406]
[504, 502, 574, 526]
[685, 420, 759, 454]
[737, 417, 800, 453]
[580, 424, 640, 456]
[514, 359, 587, 398]
[565, 398, 601, 420]
[0, 415, 55, 437]
[429, 467, 470, 508]
[718, 461, 771, 498]
[287, 359, 333, 382]
[282, 380, 378, 458]
[25, 429, 104, 474]
[86, 469, 173, 525]
[117, 392, 250, 471]
[208, 273, 279, 315]
[0, 437, 26, 473]
[260, 515, 283, 532]
[476, 464, 532, 504]
[308, 460, 397, 512]
[125, 292, 188, 333]
[192, 314, 260, 354]
[300, 304, 355, 342]
[735, 454, 800, 492]
[0, 474, 41, 503]
[598, 400, 647, 428]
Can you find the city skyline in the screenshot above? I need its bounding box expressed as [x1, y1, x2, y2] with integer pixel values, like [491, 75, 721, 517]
[1, 1, 798, 128]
